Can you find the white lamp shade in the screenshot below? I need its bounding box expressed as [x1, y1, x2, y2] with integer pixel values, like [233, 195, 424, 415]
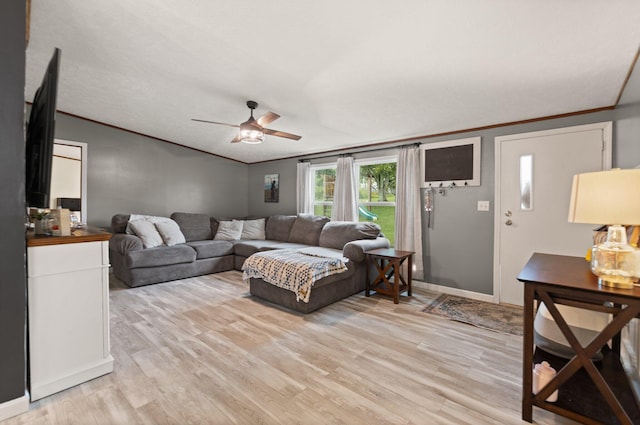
[568, 168, 640, 225]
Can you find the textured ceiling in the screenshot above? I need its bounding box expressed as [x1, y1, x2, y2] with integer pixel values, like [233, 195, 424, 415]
[26, 1, 640, 164]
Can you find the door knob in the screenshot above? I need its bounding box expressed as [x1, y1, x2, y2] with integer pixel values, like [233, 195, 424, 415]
[505, 219, 513, 226]
[505, 211, 512, 217]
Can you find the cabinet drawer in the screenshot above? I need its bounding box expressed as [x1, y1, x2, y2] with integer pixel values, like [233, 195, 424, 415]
[28, 241, 107, 277]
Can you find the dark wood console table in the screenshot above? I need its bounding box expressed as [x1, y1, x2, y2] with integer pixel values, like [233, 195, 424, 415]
[518, 253, 640, 425]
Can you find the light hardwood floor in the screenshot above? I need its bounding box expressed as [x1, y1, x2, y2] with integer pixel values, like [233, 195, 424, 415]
[5, 271, 579, 425]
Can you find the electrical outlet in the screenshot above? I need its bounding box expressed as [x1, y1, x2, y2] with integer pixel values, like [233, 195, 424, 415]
[477, 201, 490, 211]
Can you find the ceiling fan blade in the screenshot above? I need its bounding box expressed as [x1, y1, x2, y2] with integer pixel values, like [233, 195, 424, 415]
[256, 112, 280, 127]
[230, 133, 242, 143]
[263, 128, 302, 140]
[191, 118, 239, 128]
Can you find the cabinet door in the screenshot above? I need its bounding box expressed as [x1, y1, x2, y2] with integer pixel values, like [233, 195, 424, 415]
[29, 268, 107, 382]
[28, 241, 112, 401]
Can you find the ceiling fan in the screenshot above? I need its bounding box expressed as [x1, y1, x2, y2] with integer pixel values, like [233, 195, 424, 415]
[192, 100, 301, 144]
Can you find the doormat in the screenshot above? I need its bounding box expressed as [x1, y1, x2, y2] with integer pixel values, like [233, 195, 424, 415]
[422, 294, 523, 336]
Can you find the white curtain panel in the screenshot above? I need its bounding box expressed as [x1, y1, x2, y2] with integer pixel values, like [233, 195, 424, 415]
[296, 162, 312, 214]
[331, 156, 358, 221]
[395, 146, 424, 280]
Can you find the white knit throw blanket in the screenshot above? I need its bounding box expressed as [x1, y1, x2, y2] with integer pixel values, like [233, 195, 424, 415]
[242, 249, 348, 303]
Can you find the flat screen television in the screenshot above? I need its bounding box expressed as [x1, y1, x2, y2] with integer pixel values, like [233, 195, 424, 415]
[26, 47, 61, 208]
[420, 136, 481, 187]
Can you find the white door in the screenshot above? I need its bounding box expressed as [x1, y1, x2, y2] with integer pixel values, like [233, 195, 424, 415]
[494, 122, 612, 306]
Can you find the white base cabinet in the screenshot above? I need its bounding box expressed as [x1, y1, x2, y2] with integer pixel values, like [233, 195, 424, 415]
[27, 232, 113, 401]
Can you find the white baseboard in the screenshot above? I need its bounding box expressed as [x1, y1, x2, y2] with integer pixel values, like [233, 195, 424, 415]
[30, 356, 114, 401]
[0, 392, 29, 422]
[412, 279, 496, 304]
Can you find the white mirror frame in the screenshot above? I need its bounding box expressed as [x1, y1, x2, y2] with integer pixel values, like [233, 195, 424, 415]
[53, 139, 88, 224]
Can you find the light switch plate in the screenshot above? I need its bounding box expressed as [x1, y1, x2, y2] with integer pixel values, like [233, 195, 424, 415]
[477, 201, 490, 211]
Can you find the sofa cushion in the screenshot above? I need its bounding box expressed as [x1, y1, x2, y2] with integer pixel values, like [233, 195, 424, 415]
[298, 246, 345, 259]
[265, 215, 296, 242]
[186, 240, 234, 259]
[128, 219, 164, 248]
[343, 238, 390, 262]
[125, 244, 196, 268]
[155, 219, 186, 246]
[214, 220, 243, 241]
[241, 218, 266, 240]
[109, 233, 143, 255]
[111, 214, 131, 234]
[259, 242, 312, 251]
[210, 217, 221, 238]
[319, 221, 381, 250]
[288, 214, 330, 246]
[171, 212, 212, 242]
[233, 240, 282, 258]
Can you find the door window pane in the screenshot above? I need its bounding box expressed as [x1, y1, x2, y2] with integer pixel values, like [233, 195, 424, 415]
[520, 154, 533, 210]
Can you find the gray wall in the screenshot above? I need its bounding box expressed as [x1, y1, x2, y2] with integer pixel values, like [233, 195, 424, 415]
[248, 159, 298, 215]
[420, 109, 623, 295]
[614, 102, 640, 169]
[53, 114, 250, 228]
[0, 0, 27, 405]
[248, 105, 640, 296]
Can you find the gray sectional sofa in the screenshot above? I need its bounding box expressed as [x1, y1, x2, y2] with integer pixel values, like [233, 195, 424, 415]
[109, 212, 390, 312]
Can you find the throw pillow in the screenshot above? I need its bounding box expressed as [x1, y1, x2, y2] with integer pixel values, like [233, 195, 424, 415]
[241, 218, 266, 240]
[214, 220, 243, 241]
[154, 219, 186, 246]
[129, 219, 164, 248]
[125, 214, 170, 234]
[125, 214, 150, 235]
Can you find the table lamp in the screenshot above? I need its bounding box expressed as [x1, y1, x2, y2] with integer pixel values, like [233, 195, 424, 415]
[568, 168, 640, 289]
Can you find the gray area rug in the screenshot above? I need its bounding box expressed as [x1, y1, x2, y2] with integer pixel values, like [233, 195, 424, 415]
[422, 294, 523, 336]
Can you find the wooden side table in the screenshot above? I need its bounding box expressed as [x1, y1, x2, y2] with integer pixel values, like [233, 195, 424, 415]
[365, 248, 414, 304]
[517, 252, 640, 425]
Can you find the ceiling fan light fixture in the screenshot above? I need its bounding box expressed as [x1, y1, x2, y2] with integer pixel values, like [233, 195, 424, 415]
[192, 99, 300, 144]
[239, 127, 264, 144]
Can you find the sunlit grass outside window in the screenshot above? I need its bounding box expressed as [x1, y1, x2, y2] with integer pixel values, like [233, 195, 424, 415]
[311, 160, 397, 247]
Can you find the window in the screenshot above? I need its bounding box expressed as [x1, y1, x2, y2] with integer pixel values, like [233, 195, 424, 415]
[310, 156, 397, 245]
[356, 157, 396, 246]
[311, 164, 336, 218]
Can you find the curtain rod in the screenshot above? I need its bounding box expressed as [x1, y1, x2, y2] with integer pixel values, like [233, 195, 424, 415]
[298, 142, 421, 162]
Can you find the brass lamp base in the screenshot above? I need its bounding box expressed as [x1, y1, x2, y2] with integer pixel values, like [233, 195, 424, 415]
[590, 225, 639, 290]
[597, 277, 636, 290]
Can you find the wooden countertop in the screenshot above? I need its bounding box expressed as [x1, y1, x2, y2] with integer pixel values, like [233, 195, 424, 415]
[26, 227, 111, 247]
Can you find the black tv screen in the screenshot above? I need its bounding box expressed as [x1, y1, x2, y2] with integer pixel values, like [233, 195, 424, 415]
[26, 48, 61, 208]
[424, 144, 474, 182]
[420, 137, 481, 187]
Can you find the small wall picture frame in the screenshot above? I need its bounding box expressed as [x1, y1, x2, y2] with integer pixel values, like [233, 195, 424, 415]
[264, 174, 279, 203]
